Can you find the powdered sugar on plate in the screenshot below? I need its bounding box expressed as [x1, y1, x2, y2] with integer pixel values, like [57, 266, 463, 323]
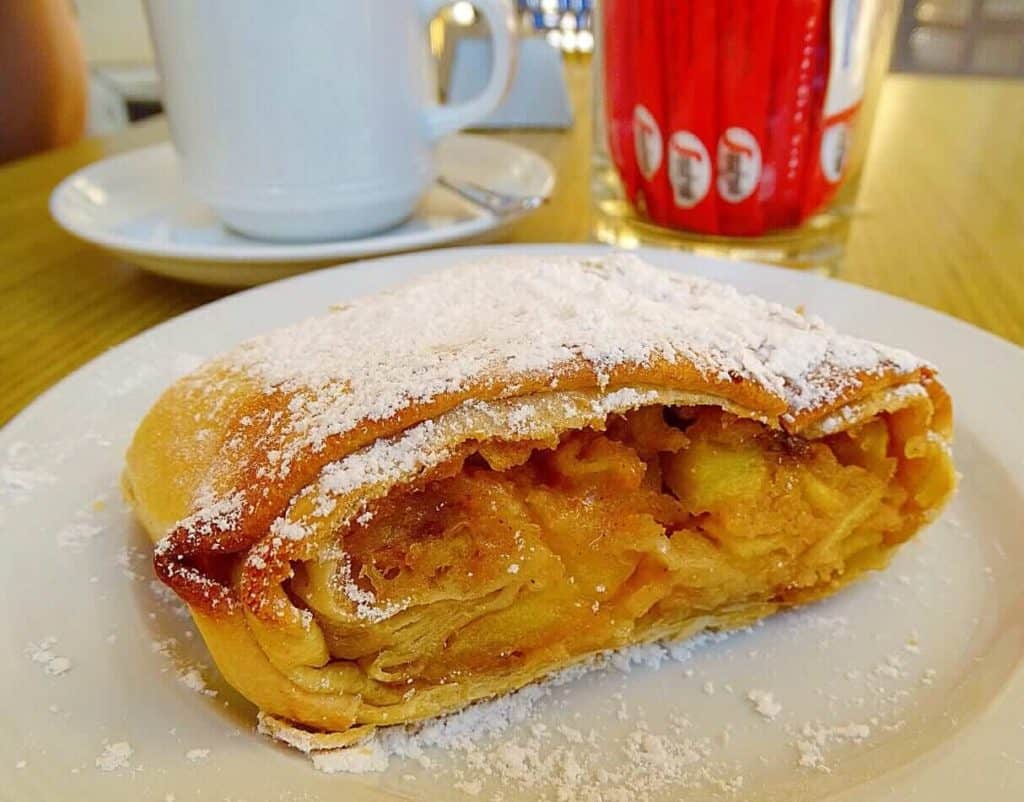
[26, 637, 72, 677]
[794, 722, 873, 770]
[307, 633, 753, 799]
[747, 689, 782, 720]
[56, 522, 104, 551]
[96, 742, 133, 772]
[150, 636, 218, 698]
[0, 442, 57, 505]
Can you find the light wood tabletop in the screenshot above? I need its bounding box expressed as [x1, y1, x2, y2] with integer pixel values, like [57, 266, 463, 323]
[2, 60, 1023, 426]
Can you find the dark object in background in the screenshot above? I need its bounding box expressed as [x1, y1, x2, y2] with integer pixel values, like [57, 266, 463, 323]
[891, 0, 1024, 77]
[0, 0, 87, 163]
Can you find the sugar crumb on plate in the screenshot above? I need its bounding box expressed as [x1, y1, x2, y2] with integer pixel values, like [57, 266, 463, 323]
[26, 637, 72, 677]
[96, 741, 133, 772]
[747, 689, 782, 720]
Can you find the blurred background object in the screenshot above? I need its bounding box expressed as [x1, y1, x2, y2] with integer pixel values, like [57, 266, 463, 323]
[892, 0, 1024, 76]
[74, 0, 160, 135]
[591, 0, 902, 273]
[0, 0, 87, 163]
[444, 0, 575, 128]
[516, 0, 595, 54]
[589, 0, 1024, 274]
[17, 0, 1024, 149]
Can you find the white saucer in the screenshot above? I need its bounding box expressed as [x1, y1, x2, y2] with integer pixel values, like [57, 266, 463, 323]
[49, 137, 555, 287]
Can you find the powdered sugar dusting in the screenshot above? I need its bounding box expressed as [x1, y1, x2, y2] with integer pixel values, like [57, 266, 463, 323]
[306, 632, 745, 798]
[314, 743, 389, 773]
[333, 552, 411, 623]
[186, 254, 921, 495]
[795, 722, 873, 770]
[1, 442, 56, 503]
[155, 490, 244, 556]
[815, 382, 929, 435]
[56, 522, 104, 551]
[177, 667, 216, 697]
[747, 689, 782, 720]
[148, 579, 192, 620]
[150, 635, 219, 698]
[230, 255, 917, 440]
[95, 741, 133, 772]
[315, 420, 450, 517]
[26, 637, 72, 677]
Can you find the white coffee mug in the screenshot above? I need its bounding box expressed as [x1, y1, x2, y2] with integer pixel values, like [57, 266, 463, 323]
[144, 0, 517, 242]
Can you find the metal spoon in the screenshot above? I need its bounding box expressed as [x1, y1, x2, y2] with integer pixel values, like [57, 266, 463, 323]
[437, 176, 548, 217]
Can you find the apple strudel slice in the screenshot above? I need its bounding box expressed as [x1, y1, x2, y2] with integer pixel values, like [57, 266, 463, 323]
[123, 253, 954, 749]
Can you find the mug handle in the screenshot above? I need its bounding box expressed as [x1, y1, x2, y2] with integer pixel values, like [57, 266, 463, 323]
[421, 0, 518, 140]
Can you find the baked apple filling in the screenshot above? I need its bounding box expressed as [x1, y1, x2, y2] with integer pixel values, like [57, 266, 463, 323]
[291, 404, 952, 691]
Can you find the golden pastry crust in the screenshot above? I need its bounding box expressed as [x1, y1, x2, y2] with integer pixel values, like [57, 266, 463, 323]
[123, 253, 954, 742]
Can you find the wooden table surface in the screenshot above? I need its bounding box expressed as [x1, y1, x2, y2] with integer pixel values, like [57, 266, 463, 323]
[2, 61, 1023, 426]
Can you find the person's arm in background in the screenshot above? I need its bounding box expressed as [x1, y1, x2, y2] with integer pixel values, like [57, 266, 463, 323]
[0, 0, 87, 163]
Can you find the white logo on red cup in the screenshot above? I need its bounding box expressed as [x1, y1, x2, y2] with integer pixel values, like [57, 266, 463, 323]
[668, 131, 711, 209]
[633, 105, 663, 180]
[716, 126, 761, 203]
[820, 121, 850, 183]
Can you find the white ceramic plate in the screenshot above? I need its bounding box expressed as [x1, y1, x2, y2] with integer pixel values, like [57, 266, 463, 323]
[48, 137, 555, 287]
[2, 245, 1022, 802]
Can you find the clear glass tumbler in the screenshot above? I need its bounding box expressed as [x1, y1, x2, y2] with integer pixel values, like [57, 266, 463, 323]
[591, 0, 900, 273]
